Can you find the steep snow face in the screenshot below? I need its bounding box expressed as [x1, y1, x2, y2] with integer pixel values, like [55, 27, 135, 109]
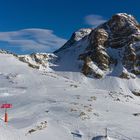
[73, 28, 92, 41]
[54, 28, 92, 53]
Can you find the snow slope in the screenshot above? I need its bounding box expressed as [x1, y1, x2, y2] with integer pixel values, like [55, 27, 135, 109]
[0, 121, 28, 140]
[0, 52, 140, 140]
[1, 13, 140, 140]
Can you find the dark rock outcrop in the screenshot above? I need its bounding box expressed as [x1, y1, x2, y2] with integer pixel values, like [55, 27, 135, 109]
[78, 13, 140, 78]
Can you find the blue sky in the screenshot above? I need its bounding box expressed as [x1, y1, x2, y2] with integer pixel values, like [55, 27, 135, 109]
[0, 0, 140, 54]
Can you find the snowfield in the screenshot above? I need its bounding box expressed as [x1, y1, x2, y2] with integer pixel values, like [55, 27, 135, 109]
[0, 52, 140, 140]
[0, 121, 28, 140]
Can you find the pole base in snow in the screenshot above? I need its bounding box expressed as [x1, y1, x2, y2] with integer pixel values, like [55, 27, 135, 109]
[4, 113, 8, 123]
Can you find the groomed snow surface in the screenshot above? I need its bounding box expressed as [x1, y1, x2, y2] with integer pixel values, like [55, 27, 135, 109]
[0, 121, 28, 140]
[0, 53, 140, 140]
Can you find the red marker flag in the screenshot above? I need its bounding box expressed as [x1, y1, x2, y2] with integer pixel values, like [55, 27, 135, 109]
[0, 104, 12, 108]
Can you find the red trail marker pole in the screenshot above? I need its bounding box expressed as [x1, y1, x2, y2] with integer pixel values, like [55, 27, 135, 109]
[5, 108, 8, 123]
[0, 103, 12, 123]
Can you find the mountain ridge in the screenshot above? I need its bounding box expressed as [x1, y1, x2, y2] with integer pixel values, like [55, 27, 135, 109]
[1, 13, 140, 80]
[55, 13, 140, 79]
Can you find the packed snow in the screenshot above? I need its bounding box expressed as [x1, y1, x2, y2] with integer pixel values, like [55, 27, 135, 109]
[0, 52, 140, 140]
[0, 121, 28, 140]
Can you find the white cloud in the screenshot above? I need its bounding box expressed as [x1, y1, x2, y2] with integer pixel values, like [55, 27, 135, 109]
[85, 14, 106, 27]
[0, 28, 67, 53]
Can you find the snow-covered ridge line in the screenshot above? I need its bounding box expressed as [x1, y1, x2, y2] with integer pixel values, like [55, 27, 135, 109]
[0, 49, 15, 55]
[0, 49, 56, 71]
[54, 28, 92, 53]
[17, 53, 57, 71]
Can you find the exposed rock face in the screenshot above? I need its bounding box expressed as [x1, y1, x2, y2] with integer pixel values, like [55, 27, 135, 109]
[88, 29, 109, 70]
[78, 13, 140, 78]
[132, 91, 140, 96]
[82, 57, 92, 76]
[18, 53, 57, 71]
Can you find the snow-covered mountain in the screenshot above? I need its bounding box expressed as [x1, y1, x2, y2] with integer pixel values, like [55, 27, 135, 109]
[0, 13, 140, 140]
[56, 13, 140, 79]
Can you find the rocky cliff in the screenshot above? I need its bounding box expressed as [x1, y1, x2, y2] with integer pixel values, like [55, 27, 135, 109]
[57, 13, 140, 79]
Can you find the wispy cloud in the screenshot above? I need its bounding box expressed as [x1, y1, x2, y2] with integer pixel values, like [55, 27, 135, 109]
[0, 28, 67, 53]
[84, 14, 106, 27]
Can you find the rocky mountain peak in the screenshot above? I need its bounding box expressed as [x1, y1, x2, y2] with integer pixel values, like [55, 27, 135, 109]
[71, 28, 92, 41]
[56, 13, 140, 79]
[54, 28, 92, 53]
[81, 13, 140, 78]
[108, 13, 138, 33]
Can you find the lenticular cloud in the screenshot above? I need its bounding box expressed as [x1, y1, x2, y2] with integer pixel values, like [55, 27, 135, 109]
[0, 28, 67, 53]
